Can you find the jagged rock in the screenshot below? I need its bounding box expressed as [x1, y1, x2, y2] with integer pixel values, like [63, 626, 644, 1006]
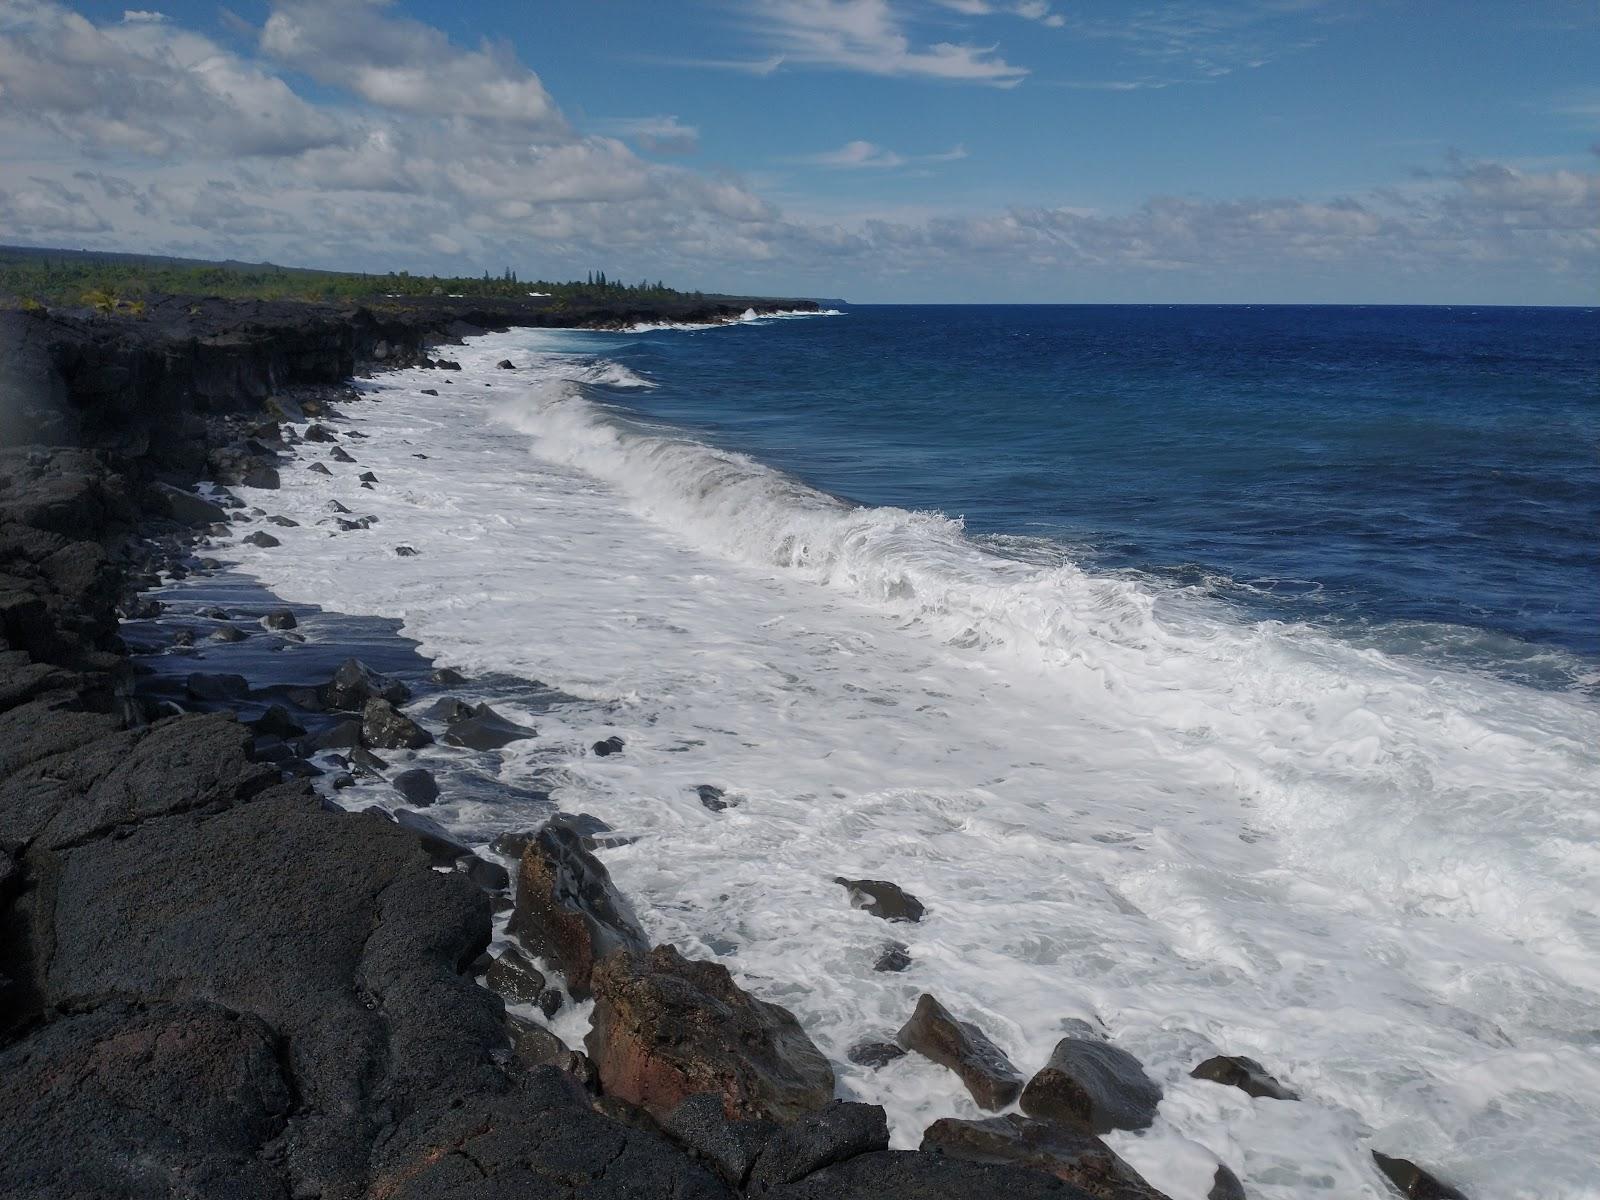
[896, 994, 1022, 1111]
[361, 698, 433, 750]
[329, 446, 356, 463]
[426, 696, 476, 724]
[1019, 1033, 1162, 1135]
[307, 462, 332, 475]
[391, 767, 439, 806]
[327, 499, 351, 514]
[394, 545, 419, 557]
[304, 424, 337, 442]
[250, 705, 305, 739]
[350, 746, 388, 773]
[749, 1101, 889, 1190]
[506, 824, 649, 997]
[847, 1040, 907, 1068]
[875, 942, 912, 972]
[506, 1012, 567, 1071]
[1210, 1164, 1247, 1200]
[242, 530, 279, 548]
[586, 944, 835, 1124]
[486, 946, 547, 1005]
[186, 672, 250, 701]
[457, 854, 510, 893]
[538, 988, 564, 1020]
[835, 876, 924, 922]
[1371, 1151, 1468, 1199]
[240, 464, 279, 489]
[921, 1114, 1171, 1199]
[442, 702, 535, 751]
[1191, 1055, 1298, 1101]
[358, 471, 378, 483]
[263, 608, 297, 630]
[665, 1093, 778, 1186]
[322, 657, 411, 710]
[154, 482, 228, 527]
[497, 359, 517, 370]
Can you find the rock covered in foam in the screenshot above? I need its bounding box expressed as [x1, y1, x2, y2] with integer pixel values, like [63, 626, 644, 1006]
[835, 876, 924, 922]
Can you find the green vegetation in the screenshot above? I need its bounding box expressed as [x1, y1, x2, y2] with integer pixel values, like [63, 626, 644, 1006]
[0, 245, 702, 312]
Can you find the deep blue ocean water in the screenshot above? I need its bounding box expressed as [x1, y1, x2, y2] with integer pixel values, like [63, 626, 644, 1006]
[586, 305, 1598, 688]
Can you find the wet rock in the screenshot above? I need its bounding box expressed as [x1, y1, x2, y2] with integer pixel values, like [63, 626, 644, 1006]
[361, 698, 433, 750]
[486, 946, 547, 1005]
[242, 530, 279, 548]
[456, 854, 510, 893]
[507, 823, 649, 997]
[763, 1149, 1089, 1199]
[350, 746, 389, 773]
[593, 734, 625, 756]
[921, 1114, 1172, 1199]
[327, 499, 351, 514]
[847, 1040, 907, 1069]
[874, 942, 912, 972]
[250, 705, 305, 739]
[442, 702, 535, 751]
[186, 672, 249, 701]
[1190, 1055, 1298, 1101]
[436, 359, 461, 370]
[330, 772, 355, 789]
[391, 766, 439, 807]
[304, 424, 337, 442]
[1210, 1163, 1247, 1200]
[420, 388, 438, 396]
[426, 696, 476, 724]
[665, 1093, 778, 1186]
[546, 810, 631, 849]
[506, 1012, 566, 1070]
[394, 545, 419, 557]
[1371, 1151, 1468, 1200]
[392, 808, 471, 867]
[497, 359, 517, 370]
[835, 876, 925, 922]
[262, 608, 297, 630]
[538, 987, 564, 1020]
[750, 1101, 889, 1190]
[322, 656, 411, 710]
[303, 719, 362, 752]
[172, 629, 194, 647]
[698, 784, 733, 811]
[1019, 1034, 1162, 1135]
[586, 943, 836, 1124]
[430, 666, 467, 685]
[359, 471, 378, 483]
[307, 462, 332, 475]
[267, 515, 299, 528]
[209, 623, 249, 643]
[240, 464, 279, 490]
[896, 994, 1023, 1111]
[329, 446, 356, 463]
[154, 482, 228, 527]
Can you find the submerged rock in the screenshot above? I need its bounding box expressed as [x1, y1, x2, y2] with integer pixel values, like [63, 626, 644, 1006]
[593, 734, 625, 756]
[443, 702, 535, 751]
[1371, 1151, 1468, 1199]
[874, 942, 912, 973]
[847, 1040, 907, 1069]
[391, 766, 439, 807]
[835, 876, 924, 923]
[361, 698, 433, 750]
[921, 1114, 1172, 1199]
[242, 531, 279, 548]
[896, 994, 1022, 1111]
[1019, 1033, 1162, 1135]
[1191, 1054, 1298, 1101]
[185, 672, 249, 702]
[586, 943, 836, 1124]
[506, 824, 648, 996]
[262, 608, 297, 630]
[698, 784, 733, 811]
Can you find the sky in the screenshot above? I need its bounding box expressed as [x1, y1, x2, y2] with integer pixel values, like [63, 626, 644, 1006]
[0, 0, 1596, 303]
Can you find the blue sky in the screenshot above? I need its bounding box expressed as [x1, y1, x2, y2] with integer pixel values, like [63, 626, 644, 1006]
[2, 1, 1597, 302]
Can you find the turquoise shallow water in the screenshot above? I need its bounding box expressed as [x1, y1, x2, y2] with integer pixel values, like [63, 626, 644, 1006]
[561, 304, 1598, 690]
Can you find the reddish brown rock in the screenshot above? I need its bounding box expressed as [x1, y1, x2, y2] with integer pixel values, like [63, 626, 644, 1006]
[921, 1114, 1173, 1200]
[506, 824, 649, 998]
[895, 993, 1023, 1111]
[586, 944, 835, 1124]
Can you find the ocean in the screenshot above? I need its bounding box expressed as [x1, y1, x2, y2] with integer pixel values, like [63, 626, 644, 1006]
[230, 304, 1600, 1200]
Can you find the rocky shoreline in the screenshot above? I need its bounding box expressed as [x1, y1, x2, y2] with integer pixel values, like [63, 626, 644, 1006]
[0, 299, 1462, 1200]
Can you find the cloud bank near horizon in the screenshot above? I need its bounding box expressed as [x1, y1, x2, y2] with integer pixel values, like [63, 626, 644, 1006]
[0, 1, 1594, 302]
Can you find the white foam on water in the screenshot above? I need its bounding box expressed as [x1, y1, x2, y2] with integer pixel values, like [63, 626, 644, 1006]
[227, 328, 1600, 1200]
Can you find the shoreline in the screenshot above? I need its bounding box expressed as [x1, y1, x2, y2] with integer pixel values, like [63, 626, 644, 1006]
[0, 299, 1473, 1200]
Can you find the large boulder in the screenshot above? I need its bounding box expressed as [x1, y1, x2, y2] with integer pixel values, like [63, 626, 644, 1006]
[506, 823, 649, 997]
[322, 657, 410, 710]
[361, 698, 433, 750]
[586, 944, 836, 1125]
[1018, 1033, 1162, 1135]
[921, 1114, 1172, 1199]
[896, 994, 1023, 1111]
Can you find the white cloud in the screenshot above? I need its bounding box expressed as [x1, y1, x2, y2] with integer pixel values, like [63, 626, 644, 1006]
[795, 139, 968, 169]
[593, 115, 701, 155]
[733, 0, 1028, 85]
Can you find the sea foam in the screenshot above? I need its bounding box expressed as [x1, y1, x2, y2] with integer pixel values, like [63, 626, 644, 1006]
[227, 327, 1600, 1200]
